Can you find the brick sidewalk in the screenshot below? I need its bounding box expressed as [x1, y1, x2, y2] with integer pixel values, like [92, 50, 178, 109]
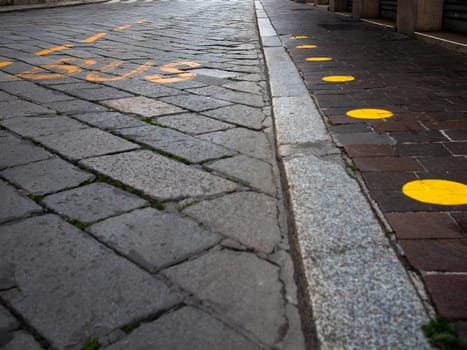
[262, 0, 466, 331]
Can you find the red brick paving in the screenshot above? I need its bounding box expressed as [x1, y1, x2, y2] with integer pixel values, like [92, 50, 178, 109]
[424, 275, 467, 320]
[262, 0, 467, 323]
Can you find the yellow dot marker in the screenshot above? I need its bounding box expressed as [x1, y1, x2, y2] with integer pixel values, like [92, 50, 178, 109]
[346, 108, 394, 120]
[296, 45, 317, 49]
[402, 179, 467, 206]
[136, 19, 148, 24]
[290, 35, 308, 39]
[306, 57, 332, 62]
[322, 75, 355, 83]
[0, 61, 13, 68]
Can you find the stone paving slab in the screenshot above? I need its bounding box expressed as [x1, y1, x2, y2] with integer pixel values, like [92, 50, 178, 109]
[1, 115, 89, 138]
[35, 128, 139, 161]
[106, 306, 262, 350]
[103, 96, 185, 117]
[0, 214, 181, 350]
[1, 331, 42, 350]
[43, 182, 148, 224]
[0, 99, 54, 119]
[1, 157, 94, 196]
[80, 150, 237, 201]
[117, 124, 233, 163]
[199, 127, 272, 161]
[161, 94, 232, 112]
[156, 112, 235, 135]
[206, 155, 276, 195]
[0, 131, 52, 169]
[202, 104, 265, 130]
[0, 180, 42, 224]
[164, 250, 286, 346]
[183, 192, 281, 253]
[72, 112, 147, 130]
[88, 207, 220, 272]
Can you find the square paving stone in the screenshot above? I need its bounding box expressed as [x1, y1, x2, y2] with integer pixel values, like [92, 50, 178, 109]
[73, 112, 147, 130]
[183, 192, 281, 253]
[164, 250, 286, 346]
[45, 99, 107, 114]
[400, 239, 467, 272]
[0, 304, 19, 332]
[0, 80, 72, 104]
[0, 180, 42, 224]
[80, 150, 237, 201]
[424, 274, 467, 320]
[1, 115, 89, 138]
[202, 104, 265, 130]
[43, 183, 148, 224]
[206, 155, 276, 195]
[68, 87, 133, 101]
[0, 99, 54, 119]
[103, 96, 185, 117]
[35, 128, 139, 161]
[161, 94, 232, 112]
[386, 212, 464, 239]
[106, 306, 262, 350]
[88, 207, 220, 272]
[199, 127, 272, 160]
[0, 214, 180, 350]
[1, 331, 42, 350]
[118, 124, 233, 163]
[0, 131, 52, 169]
[156, 113, 234, 134]
[1, 158, 94, 195]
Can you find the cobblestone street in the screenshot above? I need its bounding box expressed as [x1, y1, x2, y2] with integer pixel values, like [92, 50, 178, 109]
[0, 1, 306, 349]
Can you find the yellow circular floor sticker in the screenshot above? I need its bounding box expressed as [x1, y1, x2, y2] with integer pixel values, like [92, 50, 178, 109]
[322, 75, 355, 82]
[346, 108, 394, 119]
[290, 35, 308, 39]
[296, 45, 317, 49]
[403, 179, 467, 205]
[306, 57, 332, 61]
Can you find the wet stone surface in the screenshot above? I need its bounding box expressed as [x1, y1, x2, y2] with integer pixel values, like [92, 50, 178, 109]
[0, 0, 306, 348]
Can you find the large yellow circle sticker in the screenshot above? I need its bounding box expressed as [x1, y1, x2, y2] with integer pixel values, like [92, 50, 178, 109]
[306, 57, 332, 61]
[346, 108, 394, 119]
[402, 179, 467, 205]
[322, 75, 355, 82]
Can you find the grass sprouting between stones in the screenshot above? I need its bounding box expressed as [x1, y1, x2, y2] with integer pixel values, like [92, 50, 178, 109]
[422, 317, 461, 350]
[82, 336, 100, 350]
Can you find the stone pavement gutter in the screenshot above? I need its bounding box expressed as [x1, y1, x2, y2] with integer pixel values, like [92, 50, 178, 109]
[256, 1, 434, 349]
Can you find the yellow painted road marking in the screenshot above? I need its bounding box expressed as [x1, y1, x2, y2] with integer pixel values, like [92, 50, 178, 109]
[136, 19, 148, 24]
[16, 58, 96, 80]
[114, 24, 131, 31]
[290, 35, 308, 39]
[322, 75, 355, 82]
[145, 61, 200, 84]
[0, 61, 13, 68]
[296, 45, 317, 49]
[81, 33, 107, 43]
[306, 57, 332, 61]
[346, 108, 394, 119]
[86, 60, 153, 82]
[403, 179, 467, 206]
[34, 44, 74, 56]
